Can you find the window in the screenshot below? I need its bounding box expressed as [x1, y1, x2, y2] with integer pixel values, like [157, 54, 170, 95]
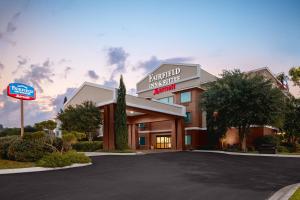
[139, 136, 146, 145]
[138, 123, 145, 128]
[184, 112, 192, 123]
[185, 135, 192, 145]
[180, 91, 191, 103]
[158, 96, 174, 104]
[156, 136, 171, 149]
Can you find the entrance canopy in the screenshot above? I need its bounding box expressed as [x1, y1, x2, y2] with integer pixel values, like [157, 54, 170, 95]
[64, 82, 186, 117]
[64, 82, 186, 151]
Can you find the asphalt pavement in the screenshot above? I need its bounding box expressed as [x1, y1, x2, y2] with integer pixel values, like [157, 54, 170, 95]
[0, 152, 300, 200]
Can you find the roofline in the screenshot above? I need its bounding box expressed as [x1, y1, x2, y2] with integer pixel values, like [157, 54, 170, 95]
[245, 67, 283, 86]
[65, 82, 186, 117]
[64, 82, 115, 108]
[172, 86, 206, 93]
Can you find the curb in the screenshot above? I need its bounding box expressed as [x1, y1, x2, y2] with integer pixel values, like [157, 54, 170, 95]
[192, 150, 300, 158]
[0, 163, 92, 175]
[268, 183, 300, 200]
[84, 152, 142, 156]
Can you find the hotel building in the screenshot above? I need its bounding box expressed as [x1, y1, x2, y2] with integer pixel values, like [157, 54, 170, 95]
[65, 64, 288, 150]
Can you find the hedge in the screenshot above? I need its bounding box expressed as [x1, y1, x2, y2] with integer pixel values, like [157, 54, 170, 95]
[36, 152, 72, 168]
[8, 139, 55, 162]
[0, 136, 18, 159]
[36, 151, 91, 168]
[72, 141, 103, 152]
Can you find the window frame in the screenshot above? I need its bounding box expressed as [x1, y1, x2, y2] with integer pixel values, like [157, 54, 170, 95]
[180, 91, 191, 103]
[185, 135, 192, 145]
[158, 96, 174, 104]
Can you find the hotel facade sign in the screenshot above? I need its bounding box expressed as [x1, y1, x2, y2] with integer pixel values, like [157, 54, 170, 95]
[149, 67, 181, 89]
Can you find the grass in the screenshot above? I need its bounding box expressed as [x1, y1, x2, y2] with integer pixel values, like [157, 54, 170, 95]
[289, 188, 300, 200]
[0, 159, 35, 169]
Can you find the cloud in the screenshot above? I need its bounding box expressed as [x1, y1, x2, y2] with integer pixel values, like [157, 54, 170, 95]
[107, 47, 128, 78]
[0, 12, 21, 46]
[6, 12, 21, 33]
[103, 79, 118, 88]
[0, 87, 77, 127]
[103, 47, 129, 88]
[135, 56, 194, 73]
[64, 66, 72, 78]
[87, 70, 99, 80]
[0, 62, 4, 79]
[12, 55, 28, 73]
[52, 87, 76, 113]
[15, 59, 55, 93]
[0, 89, 53, 127]
[0, 62, 4, 70]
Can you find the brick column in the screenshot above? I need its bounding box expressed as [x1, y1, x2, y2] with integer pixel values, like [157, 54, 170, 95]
[171, 119, 176, 150]
[176, 118, 185, 150]
[103, 104, 115, 151]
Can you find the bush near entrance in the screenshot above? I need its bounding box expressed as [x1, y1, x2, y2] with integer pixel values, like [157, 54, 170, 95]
[72, 141, 103, 152]
[36, 151, 91, 168]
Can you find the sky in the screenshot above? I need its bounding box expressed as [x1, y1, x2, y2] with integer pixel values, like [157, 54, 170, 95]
[0, 0, 299, 127]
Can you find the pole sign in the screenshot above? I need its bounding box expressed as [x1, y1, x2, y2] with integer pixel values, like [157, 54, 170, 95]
[7, 83, 36, 100]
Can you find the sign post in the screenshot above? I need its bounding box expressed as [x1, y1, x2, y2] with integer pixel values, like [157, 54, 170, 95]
[7, 83, 36, 138]
[20, 100, 24, 137]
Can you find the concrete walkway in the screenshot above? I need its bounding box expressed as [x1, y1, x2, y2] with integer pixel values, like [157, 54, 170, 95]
[193, 150, 300, 158]
[0, 163, 92, 175]
[268, 183, 300, 200]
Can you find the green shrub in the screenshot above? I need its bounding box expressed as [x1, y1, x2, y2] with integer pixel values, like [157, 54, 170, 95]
[62, 131, 86, 140]
[52, 137, 63, 151]
[62, 133, 77, 151]
[0, 136, 18, 159]
[37, 151, 91, 168]
[63, 151, 91, 163]
[36, 152, 72, 168]
[277, 145, 290, 153]
[254, 135, 279, 149]
[72, 141, 103, 152]
[23, 131, 46, 141]
[8, 139, 55, 162]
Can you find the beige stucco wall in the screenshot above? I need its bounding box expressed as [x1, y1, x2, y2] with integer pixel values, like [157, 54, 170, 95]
[64, 83, 185, 117]
[136, 64, 217, 99]
[64, 85, 114, 108]
[137, 64, 200, 93]
[126, 95, 185, 116]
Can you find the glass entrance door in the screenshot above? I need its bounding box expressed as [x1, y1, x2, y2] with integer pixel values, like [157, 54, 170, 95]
[156, 136, 171, 149]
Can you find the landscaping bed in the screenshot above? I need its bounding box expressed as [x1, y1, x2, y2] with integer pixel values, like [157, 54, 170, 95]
[0, 159, 35, 169]
[290, 188, 300, 200]
[0, 131, 92, 169]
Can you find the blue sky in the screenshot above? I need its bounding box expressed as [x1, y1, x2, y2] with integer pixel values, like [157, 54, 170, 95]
[0, 0, 299, 127]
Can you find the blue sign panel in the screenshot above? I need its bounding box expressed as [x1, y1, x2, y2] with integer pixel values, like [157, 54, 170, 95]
[7, 83, 36, 100]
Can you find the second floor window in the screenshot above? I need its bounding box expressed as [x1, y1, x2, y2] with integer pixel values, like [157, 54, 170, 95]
[180, 91, 191, 103]
[158, 96, 174, 104]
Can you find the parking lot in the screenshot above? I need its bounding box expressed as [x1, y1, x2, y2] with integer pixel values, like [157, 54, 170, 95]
[0, 152, 300, 200]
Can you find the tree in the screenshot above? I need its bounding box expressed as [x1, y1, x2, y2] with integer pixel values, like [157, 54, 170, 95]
[289, 67, 300, 86]
[57, 101, 101, 141]
[63, 96, 68, 104]
[202, 70, 285, 152]
[34, 120, 57, 136]
[283, 98, 300, 145]
[115, 75, 128, 150]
